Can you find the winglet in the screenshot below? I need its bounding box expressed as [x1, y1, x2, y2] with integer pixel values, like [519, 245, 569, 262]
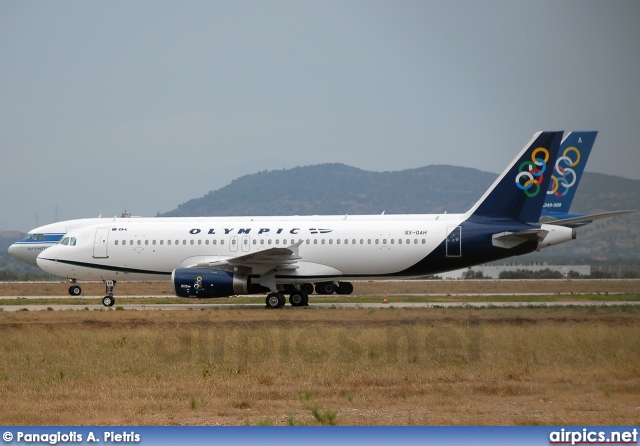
[467, 131, 563, 223]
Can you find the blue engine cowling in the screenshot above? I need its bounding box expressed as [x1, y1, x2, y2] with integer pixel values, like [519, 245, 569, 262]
[172, 268, 253, 298]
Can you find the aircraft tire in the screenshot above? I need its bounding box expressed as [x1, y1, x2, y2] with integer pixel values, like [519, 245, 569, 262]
[301, 283, 314, 295]
[336, 282, 354, 295]
[289, 291, 308, 307]
[69, 285, 82, 296]
[266, 292, 285, 309]
[315, 282, 335, 295]
[102, 296, 115, 307]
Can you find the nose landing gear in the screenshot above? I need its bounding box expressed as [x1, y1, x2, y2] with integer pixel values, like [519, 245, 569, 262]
[101, 280, 116, 307]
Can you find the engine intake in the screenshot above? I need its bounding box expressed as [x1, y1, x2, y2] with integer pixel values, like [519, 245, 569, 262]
[172, 268, 262, 298]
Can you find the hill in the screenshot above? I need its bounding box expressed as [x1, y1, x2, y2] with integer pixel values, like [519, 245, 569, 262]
[161, 163, 496, 216]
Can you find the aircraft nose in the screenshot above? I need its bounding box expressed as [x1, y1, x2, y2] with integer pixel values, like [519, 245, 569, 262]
[8, 243, 39, 267]
[36, 249, 55, 272]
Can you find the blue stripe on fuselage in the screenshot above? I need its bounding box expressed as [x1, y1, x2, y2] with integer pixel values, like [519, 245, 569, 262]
[15, 234, 65, 244]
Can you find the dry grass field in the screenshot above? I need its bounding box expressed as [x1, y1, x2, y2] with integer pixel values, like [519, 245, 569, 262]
[0, 305, 639, 426]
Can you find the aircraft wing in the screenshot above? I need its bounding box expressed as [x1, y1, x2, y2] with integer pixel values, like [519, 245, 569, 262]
[542, 210, 637, 227]
[192, 241, 303, 275]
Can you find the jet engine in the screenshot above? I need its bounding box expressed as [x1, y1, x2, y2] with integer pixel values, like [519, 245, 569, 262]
[172, 268, 267, 298]
[537, 224, 577, 250]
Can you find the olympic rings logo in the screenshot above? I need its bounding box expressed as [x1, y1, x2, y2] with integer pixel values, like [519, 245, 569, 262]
[515, 147, 549, 197]
[193, 276, 204, 291]
[547, 146, 580, 197]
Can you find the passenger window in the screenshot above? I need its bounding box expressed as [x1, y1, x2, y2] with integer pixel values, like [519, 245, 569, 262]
[422, 239, 426, 244]
[260, 239, 264, 245]
[336, 239, 340, 244]
[213, 240, 217, 245]
[137, 240, 141, 245]
[383, 239, 387, 244]
[190, 240, 194, 245]
[115, 240, 119, 245]
[252, 239, 256, 245]
[275, 240, 279, 245]
[390, 239, 394, 244]
[314, 239, 318, 244]
[167, 240, 171, 245]
[414, 239, 418, 244]
[220, 240, 224, 245]
[183, 240, 186, 245]
[329, 239, 333, 244]
[145, 240, 149, 245]
[321, 239, 325, 244]
[375, 239, 379, 244]
[160, 240, 164, 245]
[306, 239, 310, 244]
[130, 240, 134, 245]
[152, 240, 156, 245]
[206, 240, 210, 245]
[268, 240, 272, 245]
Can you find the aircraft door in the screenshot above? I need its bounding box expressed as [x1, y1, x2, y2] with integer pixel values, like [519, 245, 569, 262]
[241, 235, 250, 252]
[229, 236, 238, 252]
[93, 228, 110, 258]
[446, 226, 461, 257]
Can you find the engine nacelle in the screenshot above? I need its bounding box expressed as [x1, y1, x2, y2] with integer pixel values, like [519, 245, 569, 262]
[537, 224, 577, 250]
[172, 268, 265, 298]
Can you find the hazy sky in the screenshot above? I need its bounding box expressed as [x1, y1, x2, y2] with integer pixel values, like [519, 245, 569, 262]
[2, 1, 639, 231]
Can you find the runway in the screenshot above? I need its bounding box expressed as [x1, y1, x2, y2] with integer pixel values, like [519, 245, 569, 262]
[2, 301, 639, 311]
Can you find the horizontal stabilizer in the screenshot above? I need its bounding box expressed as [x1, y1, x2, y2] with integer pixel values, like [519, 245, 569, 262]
[492, 229, 549, 249]
[542, 210, 637, 227]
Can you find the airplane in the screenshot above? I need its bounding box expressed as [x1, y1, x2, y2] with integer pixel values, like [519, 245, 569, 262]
[12, 131, 635, 298]
[6, 131, 598, 273]
[37, 131, 588, 308]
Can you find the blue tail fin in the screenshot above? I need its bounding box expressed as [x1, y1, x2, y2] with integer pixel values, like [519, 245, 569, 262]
[541, 131, 597, 217]
[467, 131, 563, 223]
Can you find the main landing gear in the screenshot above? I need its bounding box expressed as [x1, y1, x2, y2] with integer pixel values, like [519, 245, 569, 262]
[265, 290, 309, 308]
[68, 279, 82, 296]
[101, 280, 116, 307]
[265, 281, 353, 308]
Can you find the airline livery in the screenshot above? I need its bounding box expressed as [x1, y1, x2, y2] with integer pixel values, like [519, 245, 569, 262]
[35, 131, 585, 308]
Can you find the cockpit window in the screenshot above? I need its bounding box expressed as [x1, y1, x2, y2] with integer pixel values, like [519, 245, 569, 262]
[23, 234, 46, 241]
[59, 237, 77, 246]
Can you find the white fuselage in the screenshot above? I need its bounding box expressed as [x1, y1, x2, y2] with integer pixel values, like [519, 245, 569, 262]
[37, 214, 468, 283]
